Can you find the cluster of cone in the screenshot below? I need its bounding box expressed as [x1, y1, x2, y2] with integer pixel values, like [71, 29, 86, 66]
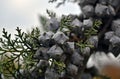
[19, 0, 120, 79]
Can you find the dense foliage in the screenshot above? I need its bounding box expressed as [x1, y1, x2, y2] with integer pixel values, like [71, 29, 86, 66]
[0, 0, 120, 79]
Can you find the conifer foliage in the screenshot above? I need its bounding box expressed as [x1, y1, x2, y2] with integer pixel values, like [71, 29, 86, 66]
[0, 0, 120, 79]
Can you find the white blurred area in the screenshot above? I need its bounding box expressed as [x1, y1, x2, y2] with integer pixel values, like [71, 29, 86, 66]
[87, 52, 120, 73]
[0, 0, 81, 37]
